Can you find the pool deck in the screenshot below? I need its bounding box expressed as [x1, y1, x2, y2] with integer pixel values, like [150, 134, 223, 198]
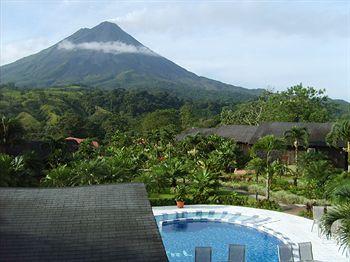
[153, 205, 349, 262]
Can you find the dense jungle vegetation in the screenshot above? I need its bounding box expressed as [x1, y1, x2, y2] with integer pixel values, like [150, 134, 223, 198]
[1, 83, 350, 249]
[0, 83, 349, 142]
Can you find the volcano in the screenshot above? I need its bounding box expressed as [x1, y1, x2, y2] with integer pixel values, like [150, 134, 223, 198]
[0, 21, 261, 99]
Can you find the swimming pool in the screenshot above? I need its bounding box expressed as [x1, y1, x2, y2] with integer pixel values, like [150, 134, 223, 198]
[155, 212, 284, 262]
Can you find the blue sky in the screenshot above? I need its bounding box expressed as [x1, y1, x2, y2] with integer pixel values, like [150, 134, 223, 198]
[1, 0, 349, 100]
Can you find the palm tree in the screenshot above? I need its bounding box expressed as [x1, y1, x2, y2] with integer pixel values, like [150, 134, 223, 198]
[321, 184, 350, 252]
[327, 120, 350, 172]
[251, 135, 285, 200]
[284, 126, 309, 186]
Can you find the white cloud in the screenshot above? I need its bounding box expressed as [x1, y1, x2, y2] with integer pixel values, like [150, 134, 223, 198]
[57, 40, 158, 56]
[1, 38, 53, 65]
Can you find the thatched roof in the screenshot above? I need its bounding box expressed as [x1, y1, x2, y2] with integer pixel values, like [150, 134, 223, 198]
[250, 122, 335, 146]
[177, 122, 342, 147]
[175, 127, 216, 140]
[215, 125, 259, 144]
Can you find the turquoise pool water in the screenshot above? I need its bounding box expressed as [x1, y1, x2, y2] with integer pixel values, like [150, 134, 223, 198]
[155, 214, 283, 262]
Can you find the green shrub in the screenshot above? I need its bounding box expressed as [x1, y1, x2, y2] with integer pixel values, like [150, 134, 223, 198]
[149, 197, 175, 206]
[298, 210, 313, 219]
[214, 192, 249, 206]
[149, 197, 194, 206]
[149, 192, 280, 211]
[247, 184, 265, 195]
[174, 185, 187, 201]
[250, 199, 281, 211]
[228, 182, 249, 191]
[272, 178, 292, 191]
[272, 190, 309, 204]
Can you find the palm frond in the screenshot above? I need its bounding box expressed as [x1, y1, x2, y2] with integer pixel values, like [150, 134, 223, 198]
[321, 203, 350, 250]
[326, 120, 350, 147]
[284, 126, 310, 147]
[332, 184, 350, 204]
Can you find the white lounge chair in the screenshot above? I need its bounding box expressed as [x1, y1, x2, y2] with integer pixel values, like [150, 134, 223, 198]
[298, 242, 314, 261]
[278, 244, 294, 262]
[311, 206, 325, 236]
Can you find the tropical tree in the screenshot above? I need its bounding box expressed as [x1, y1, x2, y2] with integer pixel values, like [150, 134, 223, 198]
[73, 139, 100, 160]
[284, 126, 310, 185]
[0, 154, 25, 186]
[284, 126, 309, 164]
[324, 171, 350, 201]
[271, 160, 288, 179]
[141, 164, 170, 193]
[174, 184, 187, 202]
[190, 169, 219, 203]
[41, 164, 73, 187]
[0, 116, 24, 145]
[220, 97, 268, 125]
[251, 135, 285, 200]
[246, 157, 265, 182]
[55, 113, 89, 138]
[321, 183, 350, 251]
[141, 109, 181, 132]
[327, 120, 350, 171]
[220, 85, 332, 125]
[331, 184, 350, 203]
[302, 159, 335, 199]
[106, 149, 140, 182]
[163, 157, 188, 187]
[206, 139, 240, 172]
[180, 103, 196, 128]
[43, 157, 133, 187]
[46, 137, 72, 168]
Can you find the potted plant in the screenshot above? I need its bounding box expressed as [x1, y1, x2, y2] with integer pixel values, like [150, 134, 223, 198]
[174, 185, 186, 208]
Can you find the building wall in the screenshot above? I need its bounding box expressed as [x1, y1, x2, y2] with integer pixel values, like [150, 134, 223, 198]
[281, 147, 346, 169]
[315, 147, 347, 170]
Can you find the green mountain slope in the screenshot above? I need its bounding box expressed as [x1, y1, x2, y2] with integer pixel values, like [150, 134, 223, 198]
[0, 21, 262, 100]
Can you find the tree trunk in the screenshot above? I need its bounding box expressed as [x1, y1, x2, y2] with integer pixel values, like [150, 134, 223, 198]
[347, 142, 350, 172]
[256, 172, 259, 183]
[294, 140, 299, 165]
[266, 172, 270, 200]
[293, 176, 298, 187]
[266, 153, 270, 200]
[294, 141, 299, 186]
[171, 178, 177, 188]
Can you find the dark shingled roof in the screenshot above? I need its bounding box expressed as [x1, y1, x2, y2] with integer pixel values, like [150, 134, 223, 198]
[177, 122, 342, 147]
[0, 183, 168, 262]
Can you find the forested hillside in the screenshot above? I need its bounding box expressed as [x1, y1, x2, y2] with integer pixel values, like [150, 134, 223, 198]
[1, 83, 348, 143]
[0, 84, 229, 141]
